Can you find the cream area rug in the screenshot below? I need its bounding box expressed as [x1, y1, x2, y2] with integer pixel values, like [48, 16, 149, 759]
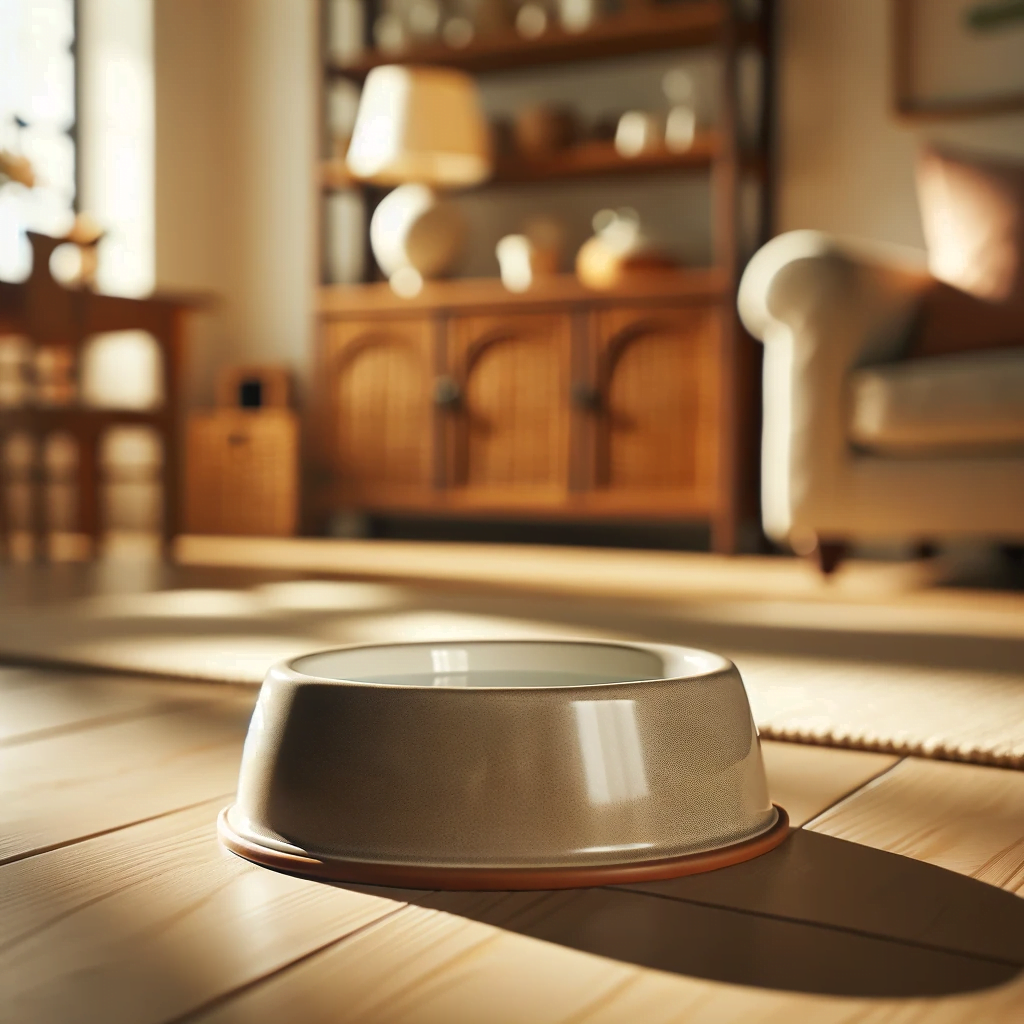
[2, 558, 1023, 770]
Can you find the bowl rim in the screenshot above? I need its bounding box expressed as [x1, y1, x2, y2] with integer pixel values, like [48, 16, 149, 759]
[277, 638, 736, 692]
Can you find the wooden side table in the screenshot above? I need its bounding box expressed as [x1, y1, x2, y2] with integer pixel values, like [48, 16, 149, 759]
[0, 231, 206, 560]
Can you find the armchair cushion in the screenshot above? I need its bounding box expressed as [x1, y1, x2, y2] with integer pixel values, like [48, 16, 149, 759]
[849, 349, 1024, 455]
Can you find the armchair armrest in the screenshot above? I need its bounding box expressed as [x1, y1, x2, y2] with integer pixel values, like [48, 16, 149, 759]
[737, 232, 931, 545]
[739, 230, 929, 360]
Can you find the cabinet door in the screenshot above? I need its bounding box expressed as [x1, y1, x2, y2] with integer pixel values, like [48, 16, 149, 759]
[583, 304, 721, 513]
[446, 313, 573, 507]
[322, 317, 436, 504]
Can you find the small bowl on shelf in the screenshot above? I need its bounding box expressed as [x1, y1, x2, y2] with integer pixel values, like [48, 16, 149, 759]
[219, 639, 788, 889]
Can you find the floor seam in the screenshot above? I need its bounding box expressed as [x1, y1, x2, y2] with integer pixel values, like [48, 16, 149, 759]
[0, 702, 208, 749]
[165, 903, 413, 1024]
[603, 883, 1022, 969]
[0, 792, 234, 868]
[801, 754, 907, 830]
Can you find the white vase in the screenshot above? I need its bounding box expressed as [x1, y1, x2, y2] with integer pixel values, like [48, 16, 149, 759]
[370, 184, 466, 294]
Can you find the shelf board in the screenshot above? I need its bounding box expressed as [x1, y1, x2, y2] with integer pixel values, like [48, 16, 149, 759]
[493, 134, 718, 183]
[327, 1, 760, 80]
[317, 268, 729, 316]
[320, 159, 354, 190]
[321, 140, 713, 192]
[0, 406, 168, 428]
[320, 133, 766, 192]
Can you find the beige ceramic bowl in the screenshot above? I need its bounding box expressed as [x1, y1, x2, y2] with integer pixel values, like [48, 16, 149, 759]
[219, 640, 788, 889]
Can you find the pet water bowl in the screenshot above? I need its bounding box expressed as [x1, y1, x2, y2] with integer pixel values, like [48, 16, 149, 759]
[219, 640, 788, 889]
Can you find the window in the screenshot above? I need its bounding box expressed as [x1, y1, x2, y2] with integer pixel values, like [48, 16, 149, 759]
[0, 0, 77, 282]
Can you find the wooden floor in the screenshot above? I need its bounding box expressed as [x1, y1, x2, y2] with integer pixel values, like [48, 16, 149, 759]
[2, 544, 1024, 1015]
[3, 657, 1024, 1023]
[177, 535, 1024, 639]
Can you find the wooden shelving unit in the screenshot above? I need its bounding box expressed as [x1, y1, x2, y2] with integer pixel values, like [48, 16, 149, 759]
[327, 1, 762, 80]
[314, 0, 776, 554]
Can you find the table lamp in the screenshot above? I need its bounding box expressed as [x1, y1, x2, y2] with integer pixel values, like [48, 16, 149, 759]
[346, 65, 492, 296]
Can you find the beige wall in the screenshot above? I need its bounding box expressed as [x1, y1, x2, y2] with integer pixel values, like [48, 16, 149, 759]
[154, 0, 317, 407]
[153, 0, 232, 407]
[778, 0, 1024, 249]
[153, 0, 1024, 397]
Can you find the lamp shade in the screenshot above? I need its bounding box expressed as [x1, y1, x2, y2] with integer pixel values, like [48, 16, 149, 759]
[346, 66, 492, 187]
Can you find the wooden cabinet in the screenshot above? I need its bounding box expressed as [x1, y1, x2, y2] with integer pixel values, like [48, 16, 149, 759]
[446, 313, 573, 506]
[185, 410, 298, 536]
[322, 317, 436, 505]
[582, 304, 721, 514]
[313, 273, 742, 547]
[315, 2, 776, 551]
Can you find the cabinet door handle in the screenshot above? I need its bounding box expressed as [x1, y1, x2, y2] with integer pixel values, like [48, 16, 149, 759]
[571, 382, 601, 413]
[433, 375, 462, 410]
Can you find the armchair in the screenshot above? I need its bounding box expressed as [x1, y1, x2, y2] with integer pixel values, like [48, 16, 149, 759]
[738, 231, 1024, 570]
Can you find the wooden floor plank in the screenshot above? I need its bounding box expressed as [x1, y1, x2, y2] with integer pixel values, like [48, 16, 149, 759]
[0, 668, 251, 746]
[194, 903, 638, 1024]
[0, 667, 168, 744]
[575, 968, 1024, 1024]
[405, 885, 1016, 996]
[808, 756, 1024, 894]
[577, 957, 1024, 1024]
[0, 800, 406, 1024]
[759, 740, 898, 826]
[611, 828, 1024, 967]
[0, 694, 253, 863]
[190, 884, 1024, 1024]
[578, 757, 1024, 1024]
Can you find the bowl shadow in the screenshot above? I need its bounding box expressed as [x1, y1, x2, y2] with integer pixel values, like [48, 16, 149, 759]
[333, 829, 1024, 999]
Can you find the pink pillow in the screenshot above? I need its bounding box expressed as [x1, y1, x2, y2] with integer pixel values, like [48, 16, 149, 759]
[910, 147, 1024, 357]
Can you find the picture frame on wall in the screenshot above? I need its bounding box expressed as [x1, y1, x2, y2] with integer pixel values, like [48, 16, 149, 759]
[892, 0, 1024, 119]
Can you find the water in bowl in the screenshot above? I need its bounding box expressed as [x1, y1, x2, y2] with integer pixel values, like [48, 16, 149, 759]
[357, 669, 647, 688]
